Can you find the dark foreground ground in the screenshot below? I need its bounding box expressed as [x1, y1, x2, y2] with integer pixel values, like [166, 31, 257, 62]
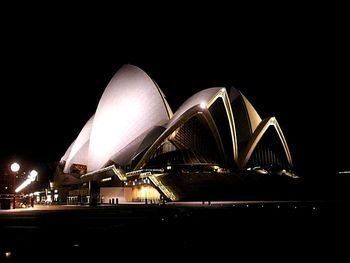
[1, 201, 350, 261]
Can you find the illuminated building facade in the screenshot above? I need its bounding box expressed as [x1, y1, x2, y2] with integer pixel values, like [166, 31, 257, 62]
[55, 64, 295, 203]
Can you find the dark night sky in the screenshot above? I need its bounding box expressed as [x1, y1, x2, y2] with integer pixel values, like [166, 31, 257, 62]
[0, 5, 349, 181]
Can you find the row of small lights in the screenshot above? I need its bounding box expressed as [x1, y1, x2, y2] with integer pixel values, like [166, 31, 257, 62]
[125, 178, 150, 186]
[230, 203, 318, 210]
[198, 202, 318, 210]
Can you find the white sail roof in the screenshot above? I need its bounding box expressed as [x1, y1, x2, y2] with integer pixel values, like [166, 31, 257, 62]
[87, 65, 170, 171]
[63, 115, 94, 173]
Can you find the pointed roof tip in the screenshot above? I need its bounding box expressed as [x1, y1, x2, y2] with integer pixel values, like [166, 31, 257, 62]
[118, 64, 146, 72]
[265, 116, 278, 125]
[229, 86, 242, 102]
[230, 86, 240, 92]
[120, 64, 155, 81]
[121, 64, 141, 70]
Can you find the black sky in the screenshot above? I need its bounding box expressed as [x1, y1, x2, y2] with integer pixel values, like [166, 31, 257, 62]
[0, 5, 349, 180]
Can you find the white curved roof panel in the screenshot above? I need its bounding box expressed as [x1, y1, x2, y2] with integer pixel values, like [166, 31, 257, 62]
[135, 87, 239, 169]
[61, 140, 74, 162]
[63, 115, 94, 173]
[109, 125, 166, 166]
[166, 87, 222, 128]
[65, 140, 90, 171]
[88, 65, 170, 171]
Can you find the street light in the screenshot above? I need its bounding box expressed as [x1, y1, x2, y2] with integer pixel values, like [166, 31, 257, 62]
[10, 162, 20, 173]
[13, 169, 39, 207]
[10, 162, 20, 209]
[29, 170, 38, 181]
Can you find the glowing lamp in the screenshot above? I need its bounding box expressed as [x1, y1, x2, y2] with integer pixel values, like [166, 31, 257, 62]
[10, 162, 20, 172]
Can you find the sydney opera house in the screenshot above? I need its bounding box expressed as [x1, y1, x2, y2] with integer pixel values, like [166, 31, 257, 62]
[55, 64, 296, 203]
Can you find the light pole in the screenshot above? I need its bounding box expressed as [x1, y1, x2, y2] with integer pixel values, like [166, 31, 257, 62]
[29, 170, 38, 207]
[10, 162, 20, 209]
